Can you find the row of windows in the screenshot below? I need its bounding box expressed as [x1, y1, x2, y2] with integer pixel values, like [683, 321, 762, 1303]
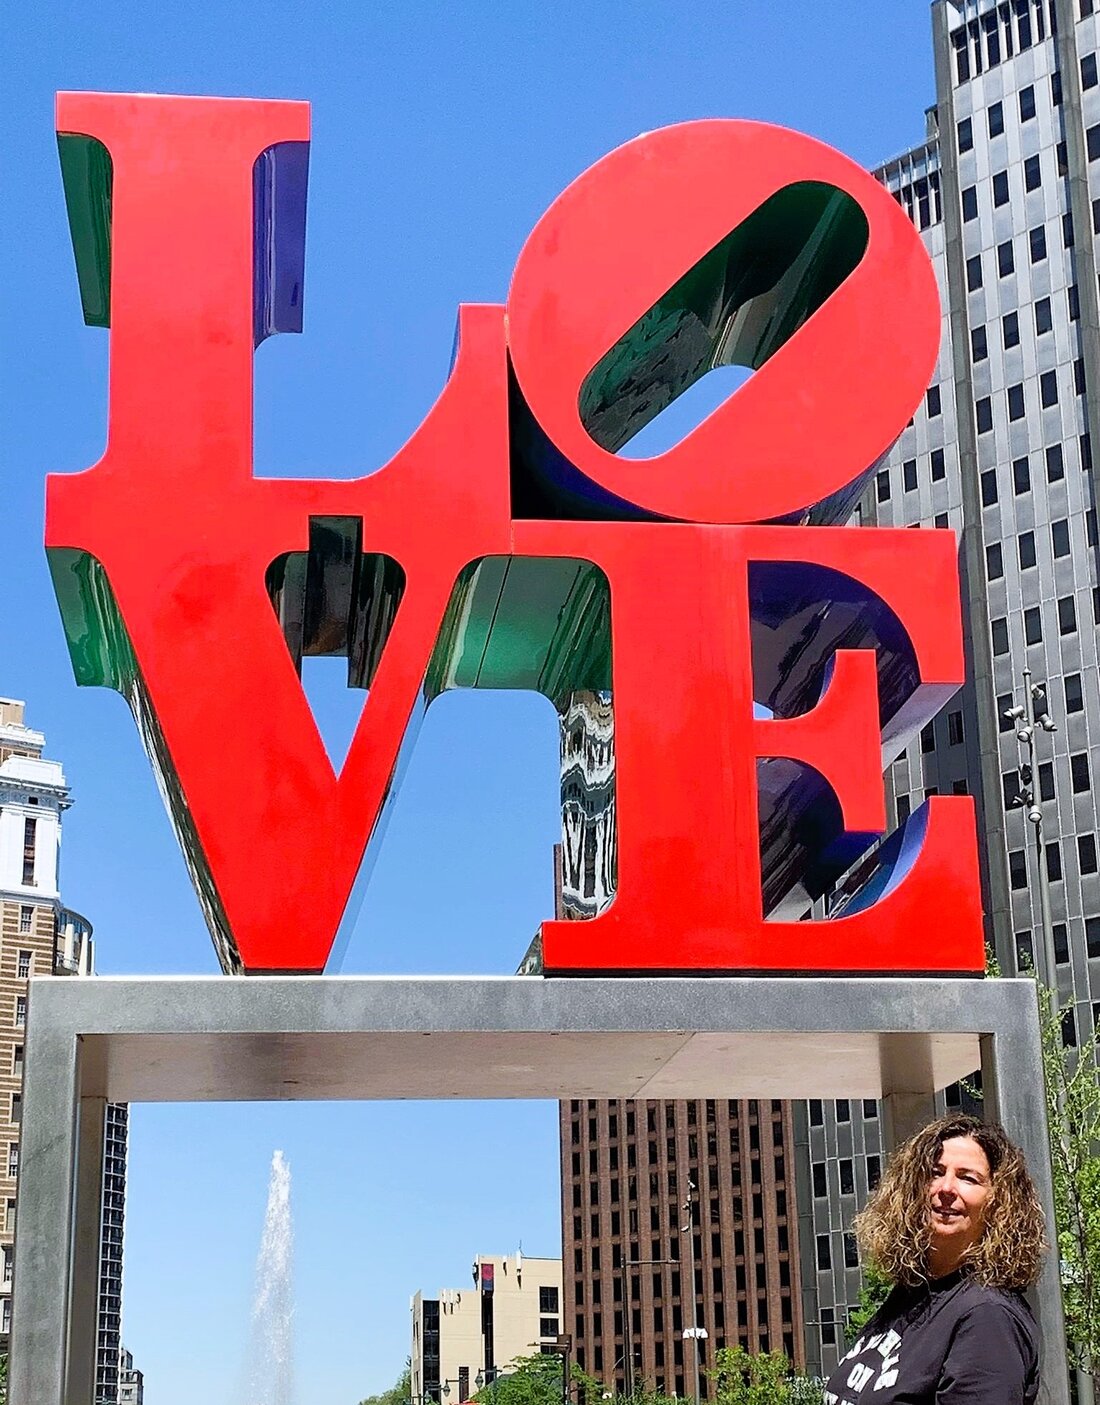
[997, 674, 1088, 726]
[975, 367, 1082, 432]
[991, 592, 1096, 651]
[981, 441, 1091, 507]
[807, 1099, 877, 1126]
[816, 1231, 860, 1272]
[962, 211, 1072, 283]
[1015, 918, 1100, 964]
[986, 516, 1090, 576]
[810, 1156, 881, 1199]
[952, 1, 1057, 84]
[973, 289, 1081, 366]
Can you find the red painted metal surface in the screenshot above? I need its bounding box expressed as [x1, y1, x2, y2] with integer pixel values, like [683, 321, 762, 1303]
[47, 94, 983, 975]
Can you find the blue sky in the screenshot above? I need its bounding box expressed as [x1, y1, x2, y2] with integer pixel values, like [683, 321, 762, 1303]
[3, 4, 936, 1402]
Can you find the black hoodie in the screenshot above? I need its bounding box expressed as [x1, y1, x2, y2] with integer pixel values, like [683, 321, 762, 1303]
[823, 1270, 1039, 1404]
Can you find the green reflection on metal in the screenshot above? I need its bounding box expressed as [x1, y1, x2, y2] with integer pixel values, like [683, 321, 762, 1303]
[47, 548, 136, 690]
[580, 181, 870, 453]
[57, 134, 113, 329]
[427, 557, 611, 702]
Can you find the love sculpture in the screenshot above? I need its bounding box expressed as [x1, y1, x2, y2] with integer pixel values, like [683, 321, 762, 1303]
[47, 93, 983, 976]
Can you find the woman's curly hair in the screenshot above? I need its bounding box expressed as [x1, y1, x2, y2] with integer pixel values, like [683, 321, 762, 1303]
[854, 1114, 1046, 1289]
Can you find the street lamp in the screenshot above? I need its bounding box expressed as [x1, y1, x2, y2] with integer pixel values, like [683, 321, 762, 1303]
[1004, 667, 1060, 990]
[681, 1179, 703, 1405]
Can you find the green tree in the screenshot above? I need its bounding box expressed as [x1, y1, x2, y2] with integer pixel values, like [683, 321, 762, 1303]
[1039, 982, 1100, 1388]
[473, 1351, 564, 1405]
[708, 1344, 823, 1405]
[359, 1359, 411, 1405]
[843, 1263, 891, 1345]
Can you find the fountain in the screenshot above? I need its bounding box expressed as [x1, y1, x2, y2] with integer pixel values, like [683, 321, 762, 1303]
[244, 1150, 295, 1405]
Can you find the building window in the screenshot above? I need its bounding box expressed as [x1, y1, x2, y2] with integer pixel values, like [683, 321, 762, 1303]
[15, 998, 26, 1030]
[1008, 384, 1025, 420]
[1057, 140, 1069, 176]
[17, 908, 31, 935]
[981, 469, 998, 506]
[1040, 371, 1058, 407]
[843, 1235, 860, 1269]
[971, 324, 988, 361]
[1029, 226, 1047, 263]
[1009, 850, 1028, 890]
[1013, 456, 1031, 494]
[1088, 124, 1100, 161]
[961, 186, 978, 221]
[1083, 434, 1094, 473]
[957, 116, 973, 151]
[1058, 595, 1077, 635]
[1023, 156, 1041, 191]
[540, 1286, 559, 1313]
[1024, 607, 1042, 645]
[1003, 311, 1020, 348]
[1019, 84, 1036, 121]
[1053, 71, 1064, 107]
[876, 470, 890, 503]
[1069, 285, 1080, 321]
[1071, 753, 1091, 794]
[22, 818, 36, 887]
[987, 542, 1003, 580]
[903, 458, 918, 492]
[1035, 298, 1052, 335]
[839, 1160, 855, 1195]
[1018, 531, 1036, 569]
[1063, 212, 1075, 248]
[997, 693, 1014, 732]
[1084, 53, 1099, 89]
[812, 1163, 826, 1197]
[7, 1145, 18, 1178]
[540, 1318, 559, 1338]
[809, 1099, 823, 1126]
[929, 449, 945, 483]
[926, 385, 941, 417]
[987, 101, 1004, 136]
[1087, 918, 1100, 959]
[867, 1155, 882, 1189]
[1040, 763, 1055, 802]
[16, 951, 31, 979]
[1079, 836, 1098, 875]
[816, 1236, 831, 1271]
[991, 618, 1009, 656]
[1046, 444, 1064, 481]
[10, 1096, 19, 1126]
[967, 255, 983, 292]
[921, 723, 935, 754]
[1046, 842, 1062, 884]
[993, 171, 1010, 206]
[5, 1200, 14, 1234]
[976, 398, 993, 433]
[1065, 674, 1084, 713]
[836, 1098, 851, 1123]
[997, 241, 1015, 277]
[948, 711, 964, 746]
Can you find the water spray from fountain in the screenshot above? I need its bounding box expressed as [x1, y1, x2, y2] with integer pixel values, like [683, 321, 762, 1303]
[245, 1150, 295, 1405]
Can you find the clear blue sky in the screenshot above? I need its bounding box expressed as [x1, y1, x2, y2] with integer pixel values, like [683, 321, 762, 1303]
[2, 4, 936, 1402]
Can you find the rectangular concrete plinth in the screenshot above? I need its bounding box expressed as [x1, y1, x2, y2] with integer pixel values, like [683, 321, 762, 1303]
[10, 975, 1069, 1404]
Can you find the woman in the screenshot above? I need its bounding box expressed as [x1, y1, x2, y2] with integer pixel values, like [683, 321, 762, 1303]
[824, 1113, 1046, 1404]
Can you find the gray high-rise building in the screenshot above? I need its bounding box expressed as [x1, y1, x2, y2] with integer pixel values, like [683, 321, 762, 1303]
[799, 0, 1099, 1377]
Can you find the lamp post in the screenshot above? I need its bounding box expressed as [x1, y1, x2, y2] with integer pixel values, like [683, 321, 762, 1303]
[1004, 666, 1060, 989]
[555, 1332, 572, 1405]
[615, 1248, 680, 1396]
[681, 1179, 706, 1405]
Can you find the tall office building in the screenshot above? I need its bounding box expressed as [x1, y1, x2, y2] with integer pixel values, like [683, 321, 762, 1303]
[0, 699, 134, 1402]
[411, 1254, 564, 1404]
[561, 1098, 803, 1397]
[800, 0, 1100, 1376]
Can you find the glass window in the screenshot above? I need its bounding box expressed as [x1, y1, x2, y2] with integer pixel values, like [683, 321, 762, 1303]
[1008, 384, 1025, 419]
[1065, 674, 1083, 713]
[1029, 225, 1047, 262]
[962, 186, 978, 221]
[1079, 835, 1098, 875]
[1018, 531, 1036, 568]
[998, 240, 1015, 276]
[971, 324, 988, 360]
[1013, 456, 1031, 493]
[957, 117, 973, 152]
[863, 1099, 878, 1119]
[816, 1235, 831, 1271]
[1046, 444, 1064, 481]
[926, 385, 941, 417]
[867, 1155, 882, 1188]
[1009, 849, 1027, 890]
[987, 542, 1003, 579]
[1088, 124, 1100, 161]
[988, 101, 1004, 136]
[991, 617, 1009, 655]
[1046, 842, 1062, 884]
[1040, 371, 1058, 407]
[1003, 310, 1020, 347]
[809, 1099, 823, 1126]
[997, 693, 1014, 732]
[1071, 752, 1091, 794]
[1069, 285, 1081, 321]
[812, 1163, 827, 1197]
[981, 468, 998, 505]
[976, 398, 993, 433]
[1019, 85, 1036, 121]
[844, 1235, 860, 1269]
[1024, 607, 1042, 645]
[1052, 520, 1070, 557]
[931, 448, 946, 481]
[1035, 297, 1052, 334]
[1023, 156, 1041, 191]
[1083, 53, 1098, 88]
[836, 1099, 851, 1123]
[17, 908, 31, 935]
[948, 711, 964, 745]
[876, 470, 890, 503]
[839, 1160, 855, 1194]
[967, 254, 983, 291]
[903, 459, 918, 492]
[1039, 762, 1055, 801]
[1063, 211, 1075, 248]
[1058, 595, 1077, 635]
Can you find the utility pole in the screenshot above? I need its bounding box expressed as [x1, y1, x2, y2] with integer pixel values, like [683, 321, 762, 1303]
[681, 1178, 707, 1405]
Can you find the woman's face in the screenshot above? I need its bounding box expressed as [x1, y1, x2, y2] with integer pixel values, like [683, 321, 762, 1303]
[927, 1135, 993, 1270]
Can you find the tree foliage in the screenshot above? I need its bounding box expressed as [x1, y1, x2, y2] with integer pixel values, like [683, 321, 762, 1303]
[843, 1263, 891, 1346]
[709, 1345, 823, 1405]
[474, 1351, 564, 1405]
[1038, 982, 1100, 1384]
[359, 1359, 410, 1405]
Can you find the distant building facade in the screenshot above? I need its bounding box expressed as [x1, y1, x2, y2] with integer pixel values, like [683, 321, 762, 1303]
[0, 698, 132, 1402]
[561, 1098, 803, 1398]
[412, 1254, 564, 1404]
[118, 1346, 144, 1405]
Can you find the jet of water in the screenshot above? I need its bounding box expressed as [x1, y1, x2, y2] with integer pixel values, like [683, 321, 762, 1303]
[245, 1150, 295, 1405]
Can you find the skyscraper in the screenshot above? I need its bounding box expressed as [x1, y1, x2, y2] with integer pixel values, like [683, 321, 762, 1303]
[0, 698, 133, 1402]
[800, 0, 1100, 1375]
[561, 1098, 803, 1398]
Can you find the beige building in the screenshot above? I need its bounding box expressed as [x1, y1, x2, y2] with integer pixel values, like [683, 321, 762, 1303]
[0, 699, 132, 1403]
[412, 1253, 564, 1403]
